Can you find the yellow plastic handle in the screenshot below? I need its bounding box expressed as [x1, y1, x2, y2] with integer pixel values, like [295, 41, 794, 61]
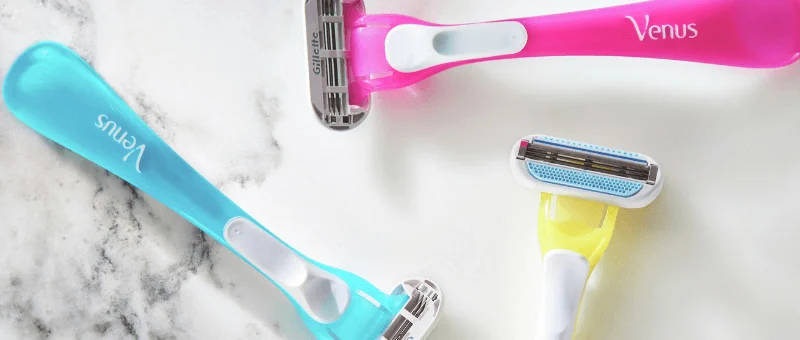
[536, 193, 620, 340]
[537, 193, 619, 270]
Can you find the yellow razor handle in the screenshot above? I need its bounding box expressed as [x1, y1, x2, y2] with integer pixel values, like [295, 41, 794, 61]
[536, 192, 619, 340]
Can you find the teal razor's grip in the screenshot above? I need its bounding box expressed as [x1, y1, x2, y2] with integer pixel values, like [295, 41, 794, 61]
[2, 41, 406, 340]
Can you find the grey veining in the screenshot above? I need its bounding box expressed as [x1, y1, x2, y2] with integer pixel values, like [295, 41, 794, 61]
[0, 0, 293, 339]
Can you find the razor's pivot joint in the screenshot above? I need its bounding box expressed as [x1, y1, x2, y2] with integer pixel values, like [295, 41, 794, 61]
[381, 279, 443, 340]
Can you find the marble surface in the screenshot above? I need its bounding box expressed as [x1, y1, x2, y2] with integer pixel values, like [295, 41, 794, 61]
[2, 0, 800, 339]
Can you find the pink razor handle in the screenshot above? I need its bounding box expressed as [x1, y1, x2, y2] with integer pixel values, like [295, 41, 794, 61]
[352, 0, 800, 94]
[305, 0, 799, 131]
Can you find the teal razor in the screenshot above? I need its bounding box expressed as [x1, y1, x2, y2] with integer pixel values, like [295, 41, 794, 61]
[2, 41, 443, 340]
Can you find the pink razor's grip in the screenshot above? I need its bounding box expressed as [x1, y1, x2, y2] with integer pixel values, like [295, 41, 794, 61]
[510, 0, 800, 68]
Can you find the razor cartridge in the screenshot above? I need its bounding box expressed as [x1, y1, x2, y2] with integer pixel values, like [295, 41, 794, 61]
[305, 0, 369, 131]
[511, 135, 663, 209]
[381, 279, 443, 340]
[3, 41, 443, 340]
[509, 134, 663, 340]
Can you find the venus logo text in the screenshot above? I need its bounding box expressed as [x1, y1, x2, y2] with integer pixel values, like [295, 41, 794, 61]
[626, 15, 698, 41]
[95, 114, 147, 173]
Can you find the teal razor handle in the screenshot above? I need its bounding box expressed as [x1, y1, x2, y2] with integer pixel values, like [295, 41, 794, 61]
[2, 41, 443, 340]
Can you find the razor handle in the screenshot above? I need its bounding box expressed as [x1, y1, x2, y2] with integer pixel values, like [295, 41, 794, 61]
[1, 41, 387, 331]
[536, 193, 619, 340]
[384, 0, 800, 74]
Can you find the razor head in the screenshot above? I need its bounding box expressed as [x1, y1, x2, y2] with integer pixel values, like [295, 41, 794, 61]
[381, 278, 443, 340]
[305, 0, 370, 131]
[510, 135, 663, 209]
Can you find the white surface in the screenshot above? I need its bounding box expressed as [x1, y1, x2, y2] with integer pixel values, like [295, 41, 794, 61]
[0, 0, 800, 340]
[539, 250, 590, 340]
[385, 21, 527, 73]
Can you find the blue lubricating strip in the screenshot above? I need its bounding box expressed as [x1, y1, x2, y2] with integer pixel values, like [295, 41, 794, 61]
[532, 136, 648, 164]
[526, 161, 643, 198]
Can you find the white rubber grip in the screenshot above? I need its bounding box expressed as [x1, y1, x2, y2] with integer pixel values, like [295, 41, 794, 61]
[224, 217, 350, 324]
[538, 250, 591, 340]
[384, 21, 528, 73]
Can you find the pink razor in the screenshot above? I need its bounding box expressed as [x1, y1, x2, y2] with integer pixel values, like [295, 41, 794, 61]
[304, 0, 800, 130]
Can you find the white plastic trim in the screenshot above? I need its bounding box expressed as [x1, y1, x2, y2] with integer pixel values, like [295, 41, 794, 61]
[385, 21, 527, 73]
[538, 250, 591, 340]
[224, 217, 350, 324]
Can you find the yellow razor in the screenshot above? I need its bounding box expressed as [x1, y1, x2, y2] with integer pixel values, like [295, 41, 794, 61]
[509, 135, 664, 340]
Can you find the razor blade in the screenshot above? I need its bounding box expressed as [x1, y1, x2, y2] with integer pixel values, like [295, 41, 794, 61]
[304, 0, 369, 131]
[510, 135, 663, 208]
